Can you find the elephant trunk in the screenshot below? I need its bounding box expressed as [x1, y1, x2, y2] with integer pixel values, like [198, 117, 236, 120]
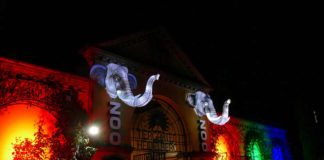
[206, 99, 230, 125]
[91, 63, 159, 107]
[117, 74, 160, 107]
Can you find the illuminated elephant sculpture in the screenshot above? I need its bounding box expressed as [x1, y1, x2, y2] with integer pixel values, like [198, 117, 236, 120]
[186, 91, 231, 125]
[90, 63, 160, 107]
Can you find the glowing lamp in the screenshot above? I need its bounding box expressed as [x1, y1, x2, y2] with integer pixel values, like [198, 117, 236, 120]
[88, 125, 100, 136]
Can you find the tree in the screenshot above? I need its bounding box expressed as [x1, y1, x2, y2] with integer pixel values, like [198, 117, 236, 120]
[12, 120, 96, 160]
[12, 120, 50, 160]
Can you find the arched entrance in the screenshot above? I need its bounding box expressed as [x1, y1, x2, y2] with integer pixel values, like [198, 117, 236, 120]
[245, 130, 268, 160]
[271, 138, 286, 160]
[210, 124, 241, 160]
[131, 98, 187, 160]
[215, 135, 230, 160]
[0, 66, 90, 159]
[0, 103, 58, 160]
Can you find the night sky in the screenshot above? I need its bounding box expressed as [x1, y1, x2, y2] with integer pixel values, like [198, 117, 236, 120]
[0, 1, 322, 153]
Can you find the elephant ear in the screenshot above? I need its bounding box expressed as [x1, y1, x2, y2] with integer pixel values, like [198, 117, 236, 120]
[128, 73, 137, 89]
[90, 64, 107, 87]
[186, 93, 196, 107]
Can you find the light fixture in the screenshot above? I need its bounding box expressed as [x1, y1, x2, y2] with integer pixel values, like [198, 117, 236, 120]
[88, 125, 100, 136]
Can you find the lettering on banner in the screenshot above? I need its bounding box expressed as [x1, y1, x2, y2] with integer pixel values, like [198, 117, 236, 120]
[109, 101, 121, 145]
[198, 119, 208, 151]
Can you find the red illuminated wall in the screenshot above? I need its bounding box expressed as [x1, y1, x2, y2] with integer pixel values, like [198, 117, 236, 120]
[0, 57, 91, 160]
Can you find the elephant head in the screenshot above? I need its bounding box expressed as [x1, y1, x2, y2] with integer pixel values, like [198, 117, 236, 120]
[186, 91, 230, 125]
[90, 63, 160, 107]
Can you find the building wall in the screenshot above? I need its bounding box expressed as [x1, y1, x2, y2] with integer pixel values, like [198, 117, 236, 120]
[85, 49, 293, 160]
[0, 56, 293, 160]
[0, 57, 92, 159]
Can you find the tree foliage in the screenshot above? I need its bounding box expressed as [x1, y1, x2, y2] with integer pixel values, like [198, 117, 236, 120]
[12, 87, 96, 159]
[12, 120, 51, 160]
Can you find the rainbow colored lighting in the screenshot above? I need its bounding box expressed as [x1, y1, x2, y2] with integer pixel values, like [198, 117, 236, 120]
[210, 118, 292, 160]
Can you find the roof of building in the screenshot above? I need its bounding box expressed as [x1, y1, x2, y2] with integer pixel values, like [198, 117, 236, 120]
[92, 27, 212, 90]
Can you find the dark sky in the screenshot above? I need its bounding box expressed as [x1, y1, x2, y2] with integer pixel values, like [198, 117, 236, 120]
[0, 1, 322, 135]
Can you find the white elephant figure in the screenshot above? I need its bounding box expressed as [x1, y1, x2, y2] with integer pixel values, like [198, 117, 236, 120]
[90, 63, 160, 107]
[186, 91, 231, 125]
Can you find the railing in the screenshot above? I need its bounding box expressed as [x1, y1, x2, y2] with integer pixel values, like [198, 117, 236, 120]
[133, 152, 165, 160]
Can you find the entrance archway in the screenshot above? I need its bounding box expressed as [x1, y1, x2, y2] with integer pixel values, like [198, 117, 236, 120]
[210, 123, 241, 160]
[245, 130, 268, 160]
[0, 104, 58, 160]
[131, 98, 187, 160]
[215, 135, 230, 160]
[0, 69, 88, 159]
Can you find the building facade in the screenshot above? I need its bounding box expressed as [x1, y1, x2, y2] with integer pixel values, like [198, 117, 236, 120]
[0, 29, 292, 160]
